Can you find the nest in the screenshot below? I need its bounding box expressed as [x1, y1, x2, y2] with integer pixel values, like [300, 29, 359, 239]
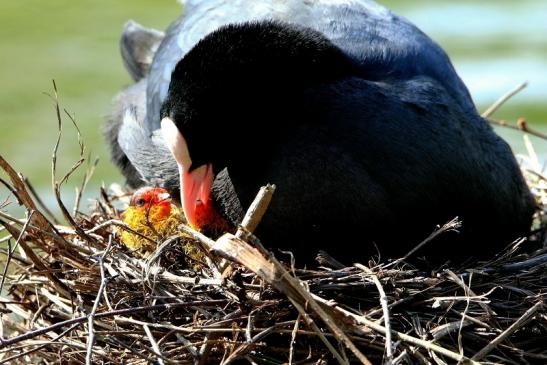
[0, 86, 546, 364]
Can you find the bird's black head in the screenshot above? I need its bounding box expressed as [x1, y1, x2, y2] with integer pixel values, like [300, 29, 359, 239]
[160, 20, 355, 170]
[159, 20, 356, 228]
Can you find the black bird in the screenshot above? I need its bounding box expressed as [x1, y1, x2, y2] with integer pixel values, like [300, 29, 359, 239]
[106, 1, 534, 265]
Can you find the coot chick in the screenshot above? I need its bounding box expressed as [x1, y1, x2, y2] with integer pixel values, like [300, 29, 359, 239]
[157, 21, 534, 265]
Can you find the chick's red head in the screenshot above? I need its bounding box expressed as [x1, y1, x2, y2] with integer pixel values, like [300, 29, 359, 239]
[129, 187, 172, 222]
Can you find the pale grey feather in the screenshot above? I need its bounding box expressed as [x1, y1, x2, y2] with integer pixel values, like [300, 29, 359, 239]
[120, 20, 165, 81]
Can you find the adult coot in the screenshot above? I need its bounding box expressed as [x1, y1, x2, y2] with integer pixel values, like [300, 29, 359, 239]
[106, 0, 534, 265]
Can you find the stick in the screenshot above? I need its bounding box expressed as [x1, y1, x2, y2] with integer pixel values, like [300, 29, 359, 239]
[73, 156, 99, 216]
[288, 299, 347, 365]
[472, 301, 544, 361]
[85, 219, 157, 246]
[85, 237, 113, 365]
[0, 216, 72, 298]
[445, 270, 499, 329]
[355, 264, 394, 363]
[143, 324, 165, 365]
[222, 321, 282, 365]
[213, 233, 372, 365]
[482, 81, 528, 118]
[0, 323, 81, 365]
[195, 310, 243, 365]
[0, 299, 228, 348]
[49, 81, 92, 242]
[0, 210, 33, 294]
[334, 305, 481, 364]
[289, 314, 301, 365]
[0, 155, 53, 231]
[237, 184, 275, 238]
[104, 335, 166, 364]
[486, 117, 547, 141]
[384, 218, 461, 269]
[23, 177, 59, 225]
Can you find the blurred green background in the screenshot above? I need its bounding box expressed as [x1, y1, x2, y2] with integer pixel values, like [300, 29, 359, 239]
[1, 0, 546, 214]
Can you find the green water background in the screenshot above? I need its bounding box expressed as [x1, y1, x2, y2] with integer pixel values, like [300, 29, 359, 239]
[0, 0, 546, 215]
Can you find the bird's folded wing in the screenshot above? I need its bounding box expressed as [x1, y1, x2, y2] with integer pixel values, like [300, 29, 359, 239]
[118, 107, 179, 189]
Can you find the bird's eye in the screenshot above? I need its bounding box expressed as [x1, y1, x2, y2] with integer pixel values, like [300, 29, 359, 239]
[135, 198, 146, 207]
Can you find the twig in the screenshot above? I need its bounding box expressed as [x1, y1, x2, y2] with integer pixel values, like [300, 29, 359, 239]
[487, 117, 547, 141]
[196, 310, 243, 365]
[0, 216, 72, 298]
[174, 333, 199, 359]
[49, 81, 76, 230]
[218, 184, 277, 280]
[445, 270, 499, 329]
[29, 301, 49, 329]
[85, 237, 113, 365]
[482, 81, 528, 118]
[0, 155, 53, 231]
[451, 310, 498, 334]
[333, 305, 481, 364]
[0, 323, 81, 365]
[97, 185, 118, 218]
[114, 315, 296, 337]
[73, 155, 99, 216]
[391, 350, 409, 365]
[104, 335, 165, 364]
[383, 218, 461, 269]
[213, 235, 373, 365]
[0, 248, 30, 266]
[430, 320, 473, 341]
[457, 273, 472, 357]
[143, 234, 181, 284]
[0, 299, 228, 348]
[0, 210, 65, 243]
[245, 309, 256, 343]
[179, 225, 216, 250]
[355, 264, 393, 363]
[222, 323, 279, 364]
[23, 177, 59, 225]
[289, 299, 347, 365]
[85, 218, 156, 246]
[0, 210, 33, 294]
[289, 314, 301, 365]
[48, 81, 94, 244]
[472, 301, 544, 361]
[143, 324, 165, 365]
[236, 184, 276, 239]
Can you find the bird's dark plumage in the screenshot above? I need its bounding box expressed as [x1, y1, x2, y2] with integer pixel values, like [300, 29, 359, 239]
[106, 1, 534, 265]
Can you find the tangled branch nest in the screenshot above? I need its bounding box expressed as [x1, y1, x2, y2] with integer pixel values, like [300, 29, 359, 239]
[0, 84, 546, 364]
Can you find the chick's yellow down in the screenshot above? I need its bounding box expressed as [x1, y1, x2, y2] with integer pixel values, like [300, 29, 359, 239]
[120, 186, 235, 267]
[120, 187, 206, 265]
[120, 187, 182, 256]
